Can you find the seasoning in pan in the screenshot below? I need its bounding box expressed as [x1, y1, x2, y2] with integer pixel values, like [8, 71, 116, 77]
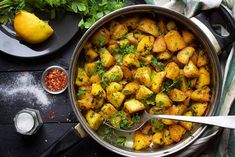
[42, 66, 68, 94]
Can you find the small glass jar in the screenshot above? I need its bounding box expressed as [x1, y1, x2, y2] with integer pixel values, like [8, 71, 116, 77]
[14, 108, 43, 135]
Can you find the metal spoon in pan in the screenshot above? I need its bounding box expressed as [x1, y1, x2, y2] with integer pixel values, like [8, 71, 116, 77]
[105, 110, 235, 132]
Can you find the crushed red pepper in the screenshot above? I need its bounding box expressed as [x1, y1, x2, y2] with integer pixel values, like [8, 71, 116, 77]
[44, 69, 67, 91]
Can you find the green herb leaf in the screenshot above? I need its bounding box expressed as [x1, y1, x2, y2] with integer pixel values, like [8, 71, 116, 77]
[77, 87, 86, 99]
[151, 57, 164, 71]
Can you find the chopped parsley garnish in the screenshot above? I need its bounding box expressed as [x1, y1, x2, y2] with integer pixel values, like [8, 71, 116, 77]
[151, 119, 164, 131]
[120, 44, 136, 56]
[98, 36, 105, 46]
[131, 113, 141, 123]
[111, 111, 131, 129]
[76, 87, 86, 99]
[151, 57, 164, 71]
[162, 79, 181, 92]
[140, 61, 148, 67]
[95, 60, 105, 76]
[142, 95, 155, 106]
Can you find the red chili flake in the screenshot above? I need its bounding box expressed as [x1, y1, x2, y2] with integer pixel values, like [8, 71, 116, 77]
[44, 69, 67, 91]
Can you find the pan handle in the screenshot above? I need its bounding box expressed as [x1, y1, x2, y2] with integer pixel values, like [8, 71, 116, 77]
[39, 123, 87, 157]
[190, 5, 235, 54]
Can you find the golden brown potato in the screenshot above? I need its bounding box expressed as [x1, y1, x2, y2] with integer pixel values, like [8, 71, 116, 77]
[157, 51, 172, 60]
[179, 72, 188, 92]
[166, 21, 177, 31]
[179, 111, 193, 131]
[165, 62, 180, 80]
[91, 83, 106, 98]
[91, 27, 110, 46]
[100, 103, 118, 120]
[182, 30, 195, 44]
[100, 48, 115, 68]
[134, 67, 152, 88]
[124, 99, 145, 114]
[85, 110, 103, 130]
[133, 131, 151, 150]
[169, 104, 187, 115]
[120, 16, 140, 29]
[183, 90, 192, 106]
[106, 82, 123, 94]
[139, 55, 154, 64]
[169, 124, 186, 142]
[126, 33, 138, 46]
[136, 85, 153, 100]
[122, 53, 140, 68]
[190, 50, 198, 65]
[151, 71, 166, 93]
[163, 129, 174, 145]
[120, 66, 133, 80]
[107, 44, 119, 54]
[197, 50, 208, 67]
[152, 36, 167, 53]
[164, 30, 186, 52]
[177, 47, 195, 64]
[191, 87, 210, 102]
[77, 95, 94, 110]
[196, 67, 210, 89]
[85, 48, 98, 61]
[183, 60, 200, 78]
[110, 21, 128, 40]
[76, 68, 90, 86]
[134, 33, 147, 41]
[168, 88, 187, 102]
[107, 92, 125, 108]
[138, 18, 159, 37]
[90, 74, 101, 84]
[137, 36, 155, 55]
[153, 131, 164, 145]
[155, 93, 172, 107]
[103, 65, 123, 82]
[84, 62, 96, 76]
[118, 39, 129, 48]
[191, 102, 208, 116]
[122, 82, 140, 95]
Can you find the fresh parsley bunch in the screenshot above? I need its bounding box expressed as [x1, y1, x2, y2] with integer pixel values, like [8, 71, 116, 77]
[0, 0, 127, 29]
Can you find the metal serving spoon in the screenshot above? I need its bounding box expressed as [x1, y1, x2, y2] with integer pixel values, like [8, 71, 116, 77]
[105, 111, 235, 132]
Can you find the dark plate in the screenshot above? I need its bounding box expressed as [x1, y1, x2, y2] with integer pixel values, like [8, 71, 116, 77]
[0, 11, 80, 58]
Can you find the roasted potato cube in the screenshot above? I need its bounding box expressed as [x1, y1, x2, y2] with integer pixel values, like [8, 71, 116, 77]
[183, 90, 192, 106]
[123, 53, 140, 68]
[100, 48, 115, 68]
[153, 131, 164, 145]
[139, 55, 154, 64]
[168, 88, 187, 102]
[163, 129, 174, 145]
[190, 78, 198, 88]
[91, 83, 106, 98]
[100, 103, 118, 119]
[157, 51, 172, 60]
[126, 33, 138, 46]
[121, 16, 140, 29]
[85, 62, 96, 76]
[169, 104, 187, 115]
[107, 44, 119, 54]
[134, 33, 147, 41]
[161, 109, 177, 125]
[169, 124, 186, 142]
[177, 47, 195, 64]
[179, 72, 188, 92]
[124, 99, 145, 114]
[166, 20, 177, 31]
[103, 65, 123, 82]
[183, 60, 200, 78]
[77, 96, 94, 110]
[136, 85, 153, 100]
[121, 66, 133, 80]
[152, 36, 167, 53]
[165, 62, 180, 80]
[122, 82, 140, 95]
[191, 87, 210, 102]
[155, 93, 172, 107]
[190, 50, 198, 65]
[90, 74, 101, 84]
[179, 111, 193, 131]
[138, 18, 159, 37]
[197, 50, 208, 67]
[118, 39, 129, 48]
[93, 97, 105, 109]
[85, 110, 103, 130]
[133, 131, 151, 150]
[91, 27, 110, 46]
[106, 82, 123, 94]
[137, 36, 155, 55]
[110, 21, 128, 40]
[134, 67, 152, 88]
[107, 92, 125, 108]
[182, 30, 195, 44]
[151, 71, 166, 93]
[196, 67, 210, 89]
[85, 48, 98, 61]
[191, 102, 208, 116]
[164, 30, 186, 52]
[76, 68, 90, 86]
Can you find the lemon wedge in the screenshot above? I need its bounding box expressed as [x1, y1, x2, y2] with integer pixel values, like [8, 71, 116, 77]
[14, 10, 54, 44]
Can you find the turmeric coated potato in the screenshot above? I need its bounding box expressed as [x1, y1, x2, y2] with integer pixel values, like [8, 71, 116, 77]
[138, 18, 159, 37]
[177, 47, 195, 65]
[151, 71, 166, 93]
[110, 21, 128, 40]
[122, 82, 140, 95]
[137, 36, 155, 55]
[165, 62, 180, 80]
[183, 60, 200, 78]
[152, 36, 167, 53]
[133, 131, 151, 150]
[124, 99, 146, 114]
[136, 85, 153, 100]
[164, 30, 186, 52]
[134, 67, 152, 88]
[169, 124, 186, 142]
[91, 27, 110, 46]
[85, 110, 103, 130]
[100, 48, 115, 68]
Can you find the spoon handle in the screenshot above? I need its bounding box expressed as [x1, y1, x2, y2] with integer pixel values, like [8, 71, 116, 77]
[149, 114, 235, 129]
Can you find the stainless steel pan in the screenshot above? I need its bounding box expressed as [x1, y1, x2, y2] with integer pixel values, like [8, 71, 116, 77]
[41, 4, 235, 157]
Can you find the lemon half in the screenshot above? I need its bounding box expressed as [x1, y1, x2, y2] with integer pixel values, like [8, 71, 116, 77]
[14, 10, 54, 44]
